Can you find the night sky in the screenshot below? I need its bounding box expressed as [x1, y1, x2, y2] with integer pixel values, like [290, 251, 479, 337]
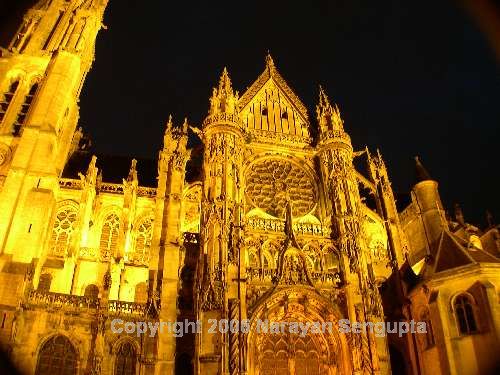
[2, 1, 499, 226]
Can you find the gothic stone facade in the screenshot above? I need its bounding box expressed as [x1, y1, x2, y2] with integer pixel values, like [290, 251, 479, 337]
[0, 1, 499, 375]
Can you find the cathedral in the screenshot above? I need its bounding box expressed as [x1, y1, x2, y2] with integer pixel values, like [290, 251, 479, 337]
[0, 1, 499, 375]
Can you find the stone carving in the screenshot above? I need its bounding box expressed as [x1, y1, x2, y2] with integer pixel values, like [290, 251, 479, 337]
[0, 143, 12, 167]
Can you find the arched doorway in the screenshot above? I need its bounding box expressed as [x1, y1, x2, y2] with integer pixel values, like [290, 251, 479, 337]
[35, 335, 77, 375]
[258, 332, 322, 375]
[247, 289, 350, 375]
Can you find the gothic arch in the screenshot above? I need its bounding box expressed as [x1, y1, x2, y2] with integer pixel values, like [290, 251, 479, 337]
[48, 200, 79, 257]
[98, 208, 121, 259]
[450, 291, 479, 335]
[247, 288, 352, 375]
[34, 333, 80, 375]
[130, 214, 153, 264]
[111, 337, 140, 375]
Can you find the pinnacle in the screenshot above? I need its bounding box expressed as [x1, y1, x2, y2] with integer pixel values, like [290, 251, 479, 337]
[318, 85, 331, 108]
[218, 67, 232, 94]
[265, 52, 275, 71]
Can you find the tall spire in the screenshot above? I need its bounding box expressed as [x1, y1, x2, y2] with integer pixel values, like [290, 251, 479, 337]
[414, 156, 432, 182]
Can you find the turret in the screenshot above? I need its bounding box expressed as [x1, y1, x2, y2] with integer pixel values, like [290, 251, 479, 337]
[411, 156, 447, 244]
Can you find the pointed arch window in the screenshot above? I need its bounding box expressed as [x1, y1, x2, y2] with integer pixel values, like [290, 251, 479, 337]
[35, 335, 77, 375]
[134, 282, 148, 304]
[132, 217, 153, 265]
[248, 252, 259, 268]
[49, 207, 78, 257]
[454, 294, 478, 335]
[0, 80, 20, 124]
[38, 273, 52, 292]
[84, 284, 99, 300]
[114, 341, 137, 375]
[100, 213, 120, 259]
[13, 82, 39, 135]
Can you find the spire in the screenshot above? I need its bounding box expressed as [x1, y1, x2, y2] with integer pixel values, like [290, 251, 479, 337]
[316, 85, 344, 137]
[207, 67, 239, 118]
[414, 156, 432, 182]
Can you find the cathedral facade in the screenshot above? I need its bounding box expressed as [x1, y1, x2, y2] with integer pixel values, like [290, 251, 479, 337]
[0, 1, 499, 375]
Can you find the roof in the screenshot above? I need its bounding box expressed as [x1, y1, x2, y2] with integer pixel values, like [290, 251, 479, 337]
[421, 230, 500, 277]
[414, 156, 432, 183]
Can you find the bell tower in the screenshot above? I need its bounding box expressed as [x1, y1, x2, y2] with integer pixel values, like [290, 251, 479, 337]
[0, 0, 108, 269]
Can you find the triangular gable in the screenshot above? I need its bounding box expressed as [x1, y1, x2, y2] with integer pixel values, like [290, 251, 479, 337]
[238, 57, 311, 142]
[433, 231, 475, 273]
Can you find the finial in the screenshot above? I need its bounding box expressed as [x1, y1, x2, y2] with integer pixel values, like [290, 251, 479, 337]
[265, 51, 275, 71]
[166, 114, 173, 131]
[182, 117, 188, 133]
[318, 85, 329, 106]
[218, 67, 233, 95]
[127, 158, 138, 182]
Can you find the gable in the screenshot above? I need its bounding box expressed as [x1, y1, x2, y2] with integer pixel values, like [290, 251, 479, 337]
[238, 60, 311, 143]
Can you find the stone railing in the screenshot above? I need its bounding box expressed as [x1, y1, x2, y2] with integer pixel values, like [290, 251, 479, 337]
[310, 271, 342, 286]
[125, 253, 150, 267]
[27, 290, 147, 316]
[203, 112, 243, 127]
[108, 300, 147, 316]
[59, 178, 83, 190]
[246, 217, 324, 236]
[319, 129, 351, 144]
[137, 186, 156, 198]
[59, 178, 156, 198]
[245, 268, 342, 286]
[249, 129, 312, 146]
[246, 267, 276, 282]
[27, 290, 99, 309]
[100, 182, 124, 194]
[79, 247, 98, 259]
[79, 247, 111, 261]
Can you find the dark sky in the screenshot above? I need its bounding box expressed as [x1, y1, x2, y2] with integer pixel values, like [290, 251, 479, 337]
[2, 1, 499, 226]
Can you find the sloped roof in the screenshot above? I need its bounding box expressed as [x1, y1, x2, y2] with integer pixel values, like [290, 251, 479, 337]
[421, 230, 500, 277]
